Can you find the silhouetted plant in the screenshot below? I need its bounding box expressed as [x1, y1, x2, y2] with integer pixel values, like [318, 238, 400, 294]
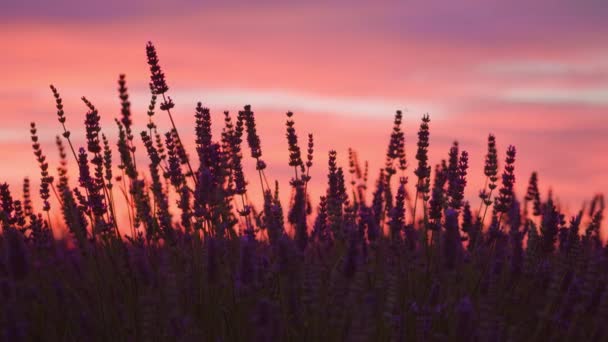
[0, 41, 605, 342]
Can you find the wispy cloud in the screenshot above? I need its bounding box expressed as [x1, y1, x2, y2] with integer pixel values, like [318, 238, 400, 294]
[500, 86, 608, 106]
[479, 60, 608, 77]
[131, 88, 441, 118]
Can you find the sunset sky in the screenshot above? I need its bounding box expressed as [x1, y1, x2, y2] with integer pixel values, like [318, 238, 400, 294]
[1, 0, 607, 222]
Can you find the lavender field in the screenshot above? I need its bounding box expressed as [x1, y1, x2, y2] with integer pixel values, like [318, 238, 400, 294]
[0, 42, 606, 341]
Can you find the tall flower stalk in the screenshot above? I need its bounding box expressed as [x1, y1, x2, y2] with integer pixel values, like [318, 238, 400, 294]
[30, 123, 55, 233]
[493, 145, 517, 229]
[146, 41, 197, 186]
[479, 134, 499, 225]
[412, 114, 431, 224]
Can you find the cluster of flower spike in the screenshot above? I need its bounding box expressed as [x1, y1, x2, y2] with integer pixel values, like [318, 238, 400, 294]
[0, 41, 605, 341]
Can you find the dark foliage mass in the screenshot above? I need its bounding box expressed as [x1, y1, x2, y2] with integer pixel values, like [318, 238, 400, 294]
[0, 42, 607, 341]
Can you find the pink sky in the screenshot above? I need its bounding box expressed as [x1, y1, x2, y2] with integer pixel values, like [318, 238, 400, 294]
[0, 1, 607, 229]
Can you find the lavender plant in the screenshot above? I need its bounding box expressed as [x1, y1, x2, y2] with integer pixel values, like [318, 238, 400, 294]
[0, 41, 606, 342]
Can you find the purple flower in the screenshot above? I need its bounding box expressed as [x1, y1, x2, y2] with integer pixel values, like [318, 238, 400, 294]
[164, 131, 185, 187]
[285, 111, 304, 172]
[239, 105, 263, 159]
[414, 114, 431, 197]
[447, 143, 468, 210]
[429, 161, 448, 228]
[494, 145, 517, 215]
[30, 123, 53, 212]
[388, 178, 407, 241]
[384, 110, 405, 176]
[525, 172, 541, 216]
[146, 41, 169, 95]
[194, 102, 213, 166]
